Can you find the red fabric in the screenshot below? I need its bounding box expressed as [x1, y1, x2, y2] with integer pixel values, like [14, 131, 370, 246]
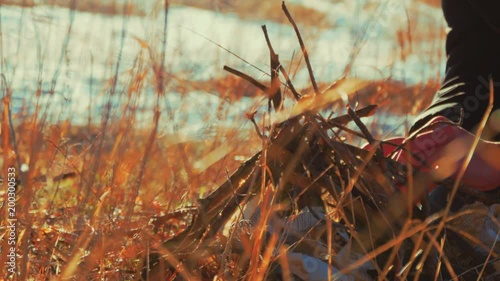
[363, 116, 500, 191]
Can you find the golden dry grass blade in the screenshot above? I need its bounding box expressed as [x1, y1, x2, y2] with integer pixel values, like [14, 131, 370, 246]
[59, 190, 110, 279]
[272, 78, 372, 125]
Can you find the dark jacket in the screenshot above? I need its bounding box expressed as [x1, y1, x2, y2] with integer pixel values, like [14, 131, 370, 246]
[411, 0, 500, 133]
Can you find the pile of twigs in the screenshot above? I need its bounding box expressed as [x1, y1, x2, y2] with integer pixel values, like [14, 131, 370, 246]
[144, 2, 499, 280]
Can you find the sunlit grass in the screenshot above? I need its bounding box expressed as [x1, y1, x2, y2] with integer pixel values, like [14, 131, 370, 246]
[1, 1, 497, 280]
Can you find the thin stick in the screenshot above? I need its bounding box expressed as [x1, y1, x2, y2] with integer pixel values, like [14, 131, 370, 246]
[347, 106, 388, 181]
[282, 1, 319, 94]
[262, 25, 301, 101]
[347, 106, 375, 144]
[327, 104, 378, 126]
[278, 64, 301, 101]
[223, 65, 268, 93]
[261, 25, 282, 111]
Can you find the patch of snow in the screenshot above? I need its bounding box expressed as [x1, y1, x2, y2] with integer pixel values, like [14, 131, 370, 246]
[1, 3, 445, 134]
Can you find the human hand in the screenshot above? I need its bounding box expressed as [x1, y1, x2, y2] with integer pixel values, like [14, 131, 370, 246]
[366, 116, 500, 191]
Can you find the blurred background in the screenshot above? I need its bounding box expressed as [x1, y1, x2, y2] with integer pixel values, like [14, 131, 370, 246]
[1, 0, 446, 139]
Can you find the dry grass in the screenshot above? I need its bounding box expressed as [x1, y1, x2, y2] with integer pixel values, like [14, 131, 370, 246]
[1, 1, 498, 281]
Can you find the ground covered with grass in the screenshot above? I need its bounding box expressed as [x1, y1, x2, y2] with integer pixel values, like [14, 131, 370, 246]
[1, 0, 498, 280]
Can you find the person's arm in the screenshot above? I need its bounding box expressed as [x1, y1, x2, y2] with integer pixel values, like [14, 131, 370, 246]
[370, 116, 500, 192]
[466, 0, 500, 33]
